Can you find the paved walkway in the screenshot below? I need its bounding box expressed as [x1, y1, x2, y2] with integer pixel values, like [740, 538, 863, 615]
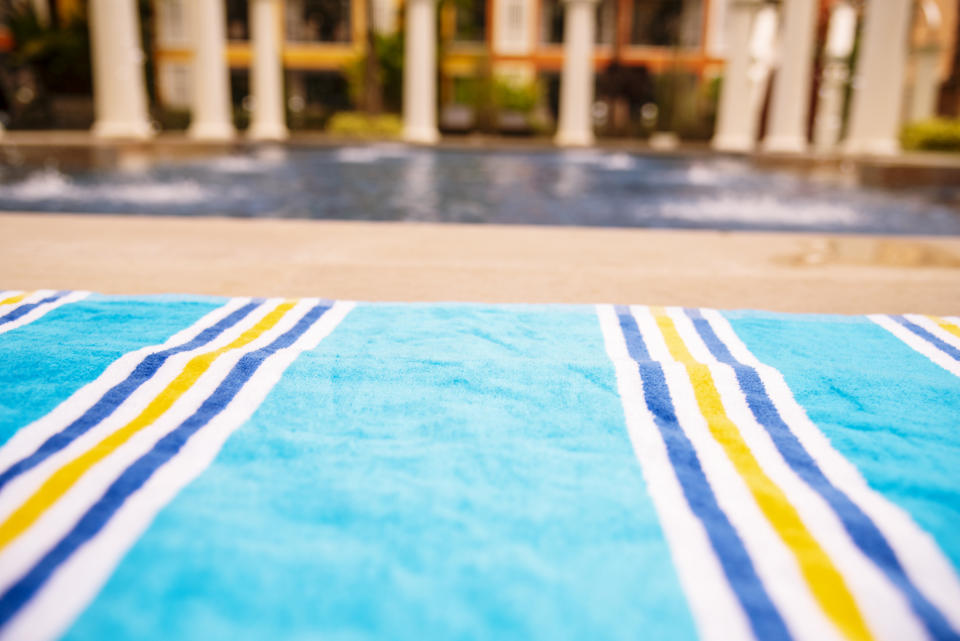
[2, 213, 958, 314]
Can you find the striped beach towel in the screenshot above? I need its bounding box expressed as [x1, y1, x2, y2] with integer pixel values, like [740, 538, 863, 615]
[0, 290, 958, 641]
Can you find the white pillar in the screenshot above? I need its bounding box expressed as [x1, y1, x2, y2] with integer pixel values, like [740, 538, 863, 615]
[372, 0, 398, 34]
[188, 0, 235, 140]
[88, 0, 153, 139]
[248, 0, 289, 141]
[704, 0, 730, 58]
[402, 0, 439, 144]
[907, 1, 945, 123]
[844, 0, 913, 155]
[908, 47, 942, 122]
[30, 0, 50, 25]
[813, 1, 856, 151]
[762, 0, 818, 153]
[555, 0, 599, 147]
[712, 0, 761, 152]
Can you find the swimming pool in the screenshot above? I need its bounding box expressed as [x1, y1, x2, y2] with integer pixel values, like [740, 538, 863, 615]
[2, 144, 959, 235]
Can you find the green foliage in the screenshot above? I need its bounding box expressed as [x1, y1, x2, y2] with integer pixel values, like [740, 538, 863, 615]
[345, 32, 404, 113]
[288, 106, 333, 131]
[2, 0, 91, 95]
[451, 55, 497, 132]
[675, 75, 719, 141]
[492, 78, 538, 114]
[452, 76, 478, 105]
[650, 70, 717, 140]
[155, 108, 190, 131]
[326, 111, 403, 137]
[233, 107, 251, 131]
[901, 119, 960, 152]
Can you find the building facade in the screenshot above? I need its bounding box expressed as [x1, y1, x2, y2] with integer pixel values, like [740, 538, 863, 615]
[149, 0, 725, 132]
[4, 0, 959, 150]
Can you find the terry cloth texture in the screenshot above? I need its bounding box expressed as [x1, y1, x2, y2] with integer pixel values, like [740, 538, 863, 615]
[0, 291, 958, 641]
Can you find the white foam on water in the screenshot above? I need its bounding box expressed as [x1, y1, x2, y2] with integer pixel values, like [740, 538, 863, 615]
[654, 194, 863, 227]
[91, 181, 213, 205]
[203, 146, 289, 173]
[560, 149, 637, 171]
[684, 163, 732, 186]
[0, 168, 216, 206]
[603, 153, 635, 170]
[205, 156, 262, 173]
[255, 145, 288, 163]
[561, 149, 606, 165]
[0, 168, 73, 200]
[560, 150, 635, 170]
[335, 143, 413, 164]
[205, 156, 271, 174]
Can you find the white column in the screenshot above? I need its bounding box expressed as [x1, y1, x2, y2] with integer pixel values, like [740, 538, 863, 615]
[762, 0, 818, 152]
[188, 0, 235, 140]
[704, 0, 730, 58]
[844, 0, 913, 155]
[402, 0, 439, 144]
[712, 0, 761, 152]
[248, 0, 289, 141]
[88, 0, 153, 139]
[813, 1, 856, 151]
[906, 1, 947, 123]
[372, 0, 398, 34]
[30, 0, 50, 25]
[909, 47, 941, 122]
[555, 0, 599, 147]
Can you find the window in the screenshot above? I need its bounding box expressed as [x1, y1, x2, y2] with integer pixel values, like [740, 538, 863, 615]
[539, 0, 563, 45]
[160, 62, 191, 108]
[230, 68, 250, 108]
[286, 0, 352, 43]
[455, 0, 487, 42]
[288, 70, 352, 111]
[596, 0, 615, 45]
[226, 0, 250, 41]
[157, 0, 189, 47]
[630, 0, 703, 48]
[539, 0, 616, 46]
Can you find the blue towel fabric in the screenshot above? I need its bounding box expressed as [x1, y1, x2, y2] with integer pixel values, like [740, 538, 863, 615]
[0, 291, 958, 641]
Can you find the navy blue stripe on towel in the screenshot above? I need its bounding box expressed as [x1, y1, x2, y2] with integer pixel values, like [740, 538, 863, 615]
[0, 291, 69, 326]
[685, 307, 959, 641]
[0, 303, 330, 628]
[0, 300, 264, 492]
[615, 306, 793, 641]
[892, 316, 960, 363]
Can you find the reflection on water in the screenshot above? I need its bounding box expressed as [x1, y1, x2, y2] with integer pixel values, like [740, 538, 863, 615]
[397, 152, 438, 222]
[1, 144, 959, 235]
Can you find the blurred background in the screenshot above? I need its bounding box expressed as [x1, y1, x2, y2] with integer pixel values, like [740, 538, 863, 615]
[1, 0, 959, 313]
[0, 0, 956, 151]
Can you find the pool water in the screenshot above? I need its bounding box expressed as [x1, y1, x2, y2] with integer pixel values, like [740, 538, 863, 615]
[2, 144, 959, 235]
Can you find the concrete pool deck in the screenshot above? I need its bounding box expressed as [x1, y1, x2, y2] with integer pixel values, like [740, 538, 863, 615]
[1, 212, 958, 314]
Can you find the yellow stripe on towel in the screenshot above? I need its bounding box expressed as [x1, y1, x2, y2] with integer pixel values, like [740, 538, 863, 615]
[0, 300, 296, 551]
[0, 292, 29, 307]
[651, 307, 875, 641]
[929, 316, 960, 341]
